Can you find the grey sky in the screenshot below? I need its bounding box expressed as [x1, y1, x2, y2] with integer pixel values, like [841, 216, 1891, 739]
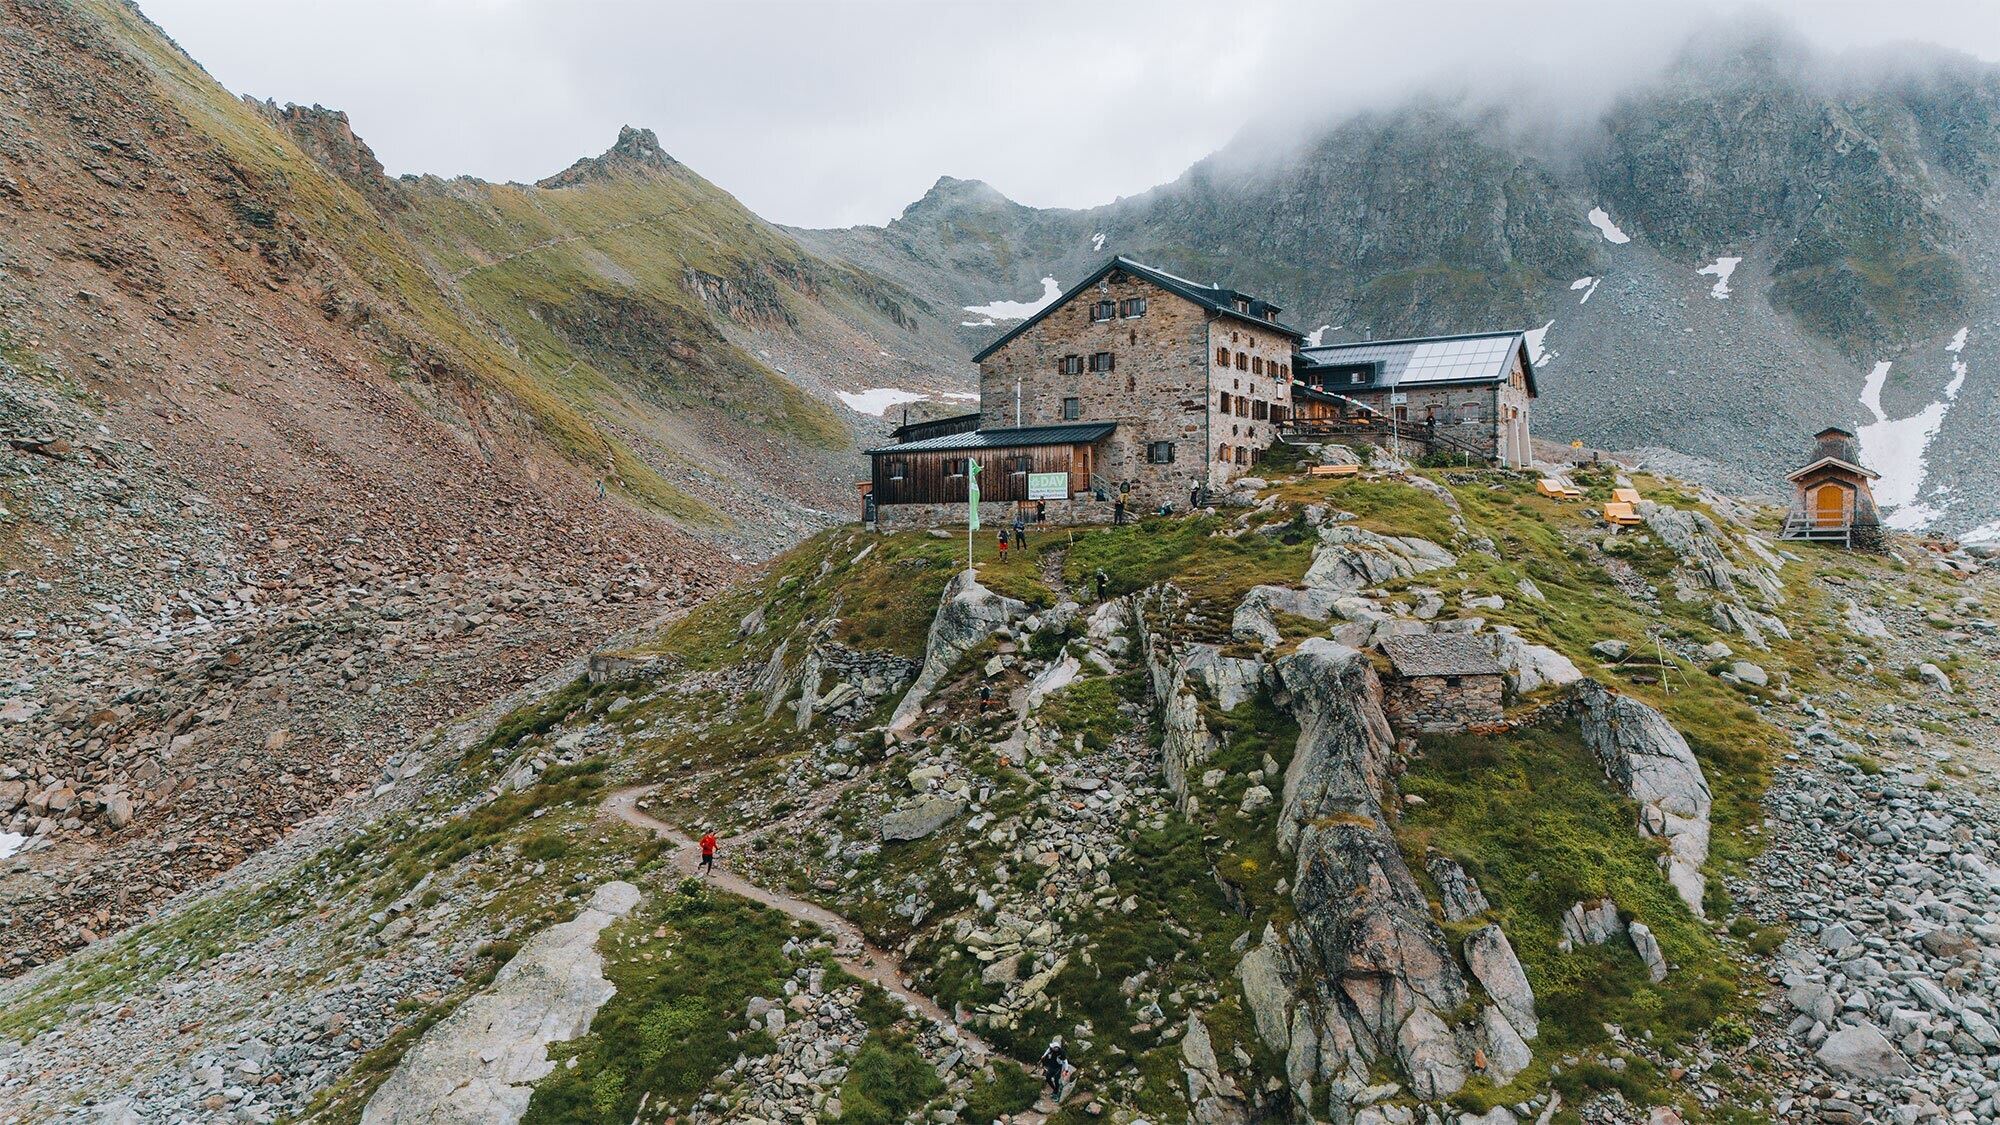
[137, 0, 2000, 229]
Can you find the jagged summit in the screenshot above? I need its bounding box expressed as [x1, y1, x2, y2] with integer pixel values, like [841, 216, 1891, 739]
[537, 124, 680, 189]
[896, 174, 1020, 222]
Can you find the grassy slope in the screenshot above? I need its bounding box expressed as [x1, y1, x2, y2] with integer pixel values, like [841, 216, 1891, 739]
[395, 163, 850, 452]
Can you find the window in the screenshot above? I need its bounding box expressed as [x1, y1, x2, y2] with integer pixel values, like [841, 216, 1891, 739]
[1460, 403, 1481, 423]
[1091, 300, 1115, 322]
[1147, 441, 1175, 464]
[1089, 352, 1115, 373]
[1010, 454, 1033, 474]
[1118, 297, 1147, 318]
[1060, 354, 1084, 375]
[1235, 446, 1249, 465]
[1396, 406, 1409, 422]
[1271, 404, 1287, 425]
[1218, 391, 1232, 413]
[1125, 375, 1135, 392]
[946, 457, 968, 477]
[1348, 370, 1368, 385]
[1217, 442, 1232, 463]
[1062, 396, 1081, 420]
[1235, 397, 1249, 417]
[1237, 352, 1250, 370]
[887, 460, 907, 481]
[1215, 346, 1230, 366]
[1252, 356, 1264, 375]
[1278, 363, 1289, 380]
[1253, 400, 1268, 421]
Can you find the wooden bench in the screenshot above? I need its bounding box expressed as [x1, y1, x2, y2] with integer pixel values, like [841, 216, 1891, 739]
[1308, 463, 1362, 478]
[1603, 500, 1643, 526]
[1612, 487, 1642, 505]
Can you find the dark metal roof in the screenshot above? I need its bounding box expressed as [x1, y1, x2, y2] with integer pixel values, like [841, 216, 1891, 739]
[1297, 331, 1537, 396]
[970, 256, 1303, 363]
[889, 411, 981, 442]
[1381, 634, 1505, 678]
[866, 422, 1116, 455]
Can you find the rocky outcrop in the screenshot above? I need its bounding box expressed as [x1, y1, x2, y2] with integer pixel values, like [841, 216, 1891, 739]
[1572, 680, 1713, 915]
[1639, 501, 1789, 649]
[1426, 852, 1491, 921]
[1238, 639, 1478, 1109]
[1232, 584, 1339, 648]
[359, 881, 640, 1125]
[1303, 525, 1456, 595]
[889, 570, 1027, 731]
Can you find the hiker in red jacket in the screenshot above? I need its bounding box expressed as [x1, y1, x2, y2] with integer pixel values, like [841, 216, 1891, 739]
[699, 829, 718, 875]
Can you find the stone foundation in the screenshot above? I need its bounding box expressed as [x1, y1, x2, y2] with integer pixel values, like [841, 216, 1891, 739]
[873, 497, 1128, 531]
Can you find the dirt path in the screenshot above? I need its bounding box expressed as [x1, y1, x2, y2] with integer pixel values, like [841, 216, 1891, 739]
[600, 786, 1055, 1122]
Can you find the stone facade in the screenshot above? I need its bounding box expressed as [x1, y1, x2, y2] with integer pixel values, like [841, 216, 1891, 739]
[1338, 351, 1534, 466]
[976, 268, 1297, 508]
[874, 497, 1120, 531]
[1384, 673, 1505, 733]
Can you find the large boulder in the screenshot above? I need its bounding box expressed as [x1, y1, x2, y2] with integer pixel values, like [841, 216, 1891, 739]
[878, 794, 965, 842]
[1816, 1022, 1912, 1080]
[1426, 852, 1491, 922]
[1487, 628, 1583, 697]
[1572, 680, 1713, 915]
[889, 570, 1027, 730]
[1464, 925, 1537, 1041]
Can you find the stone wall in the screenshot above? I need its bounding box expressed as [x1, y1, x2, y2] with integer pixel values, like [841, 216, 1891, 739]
[976, 269, 1296, 508]
[873, 496, 1121, 531]
[1384, 673, 1504, 733]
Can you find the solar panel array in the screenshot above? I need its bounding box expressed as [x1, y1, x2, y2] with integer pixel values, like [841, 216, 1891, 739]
[1400, 336, 1518, 385]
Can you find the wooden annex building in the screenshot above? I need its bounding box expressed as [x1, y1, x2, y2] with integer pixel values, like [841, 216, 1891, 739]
[868, 422, 1115, 510]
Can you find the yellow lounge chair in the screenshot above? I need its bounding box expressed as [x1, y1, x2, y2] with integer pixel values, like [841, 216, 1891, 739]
[1612, 487, 1642, 505]
[1603, 501, 1643, 526]
[1308, 463, 1362, 478]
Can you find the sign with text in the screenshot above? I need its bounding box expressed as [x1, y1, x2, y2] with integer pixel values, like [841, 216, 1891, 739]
[1027, 472, 1069, 500]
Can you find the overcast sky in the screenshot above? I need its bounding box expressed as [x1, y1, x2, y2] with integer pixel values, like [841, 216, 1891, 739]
[138, 0, 2000, 229]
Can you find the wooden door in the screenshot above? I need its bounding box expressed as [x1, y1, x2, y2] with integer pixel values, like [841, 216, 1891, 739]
[1070, 444, 1091, 494]
[1813, 484, 1847, 527]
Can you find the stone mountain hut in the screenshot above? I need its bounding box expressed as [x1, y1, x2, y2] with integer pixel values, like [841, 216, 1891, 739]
[1379, 634, 1506, 733]
[1781, 427, 1882, 549]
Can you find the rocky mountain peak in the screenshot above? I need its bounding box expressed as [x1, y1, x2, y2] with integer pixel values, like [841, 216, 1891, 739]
[537, 124, 680, 189]
[895, 175, 1020, 223]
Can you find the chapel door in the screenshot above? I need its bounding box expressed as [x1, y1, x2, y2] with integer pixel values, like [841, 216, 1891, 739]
[1813, 484, 1847, 527]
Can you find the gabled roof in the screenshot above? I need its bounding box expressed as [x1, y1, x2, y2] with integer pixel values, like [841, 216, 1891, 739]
[1381, 634, 1505, 678]
[1296, 331, 1538, 396]
[889, 411, 980, 441]
[1785, 455, 1880, 482]
[970, 256, 1303, 363]
[866, 422, 1116, 456]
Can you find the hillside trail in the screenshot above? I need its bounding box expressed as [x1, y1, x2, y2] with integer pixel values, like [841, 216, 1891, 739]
[600, 786, 1056, 1123]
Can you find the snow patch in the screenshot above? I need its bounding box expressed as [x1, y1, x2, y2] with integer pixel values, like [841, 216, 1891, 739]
[1091, 232, 1106, 252]
[1587, 208, 1630, 244]
[1696, 256, 1742, 300]
[0, 832, 24, 861]
[1947, 327, 1968, 353]
[1963, 519, 2000, 545]
[1524, 320, 1556, 367]
[964, 277, 1061, 322]
[1570, 277, 1601, 304]
[837, 388, 928, 417]
[1857, 333, 1973, 527]
[960, 318, 995, 327]
[1306, 324, 1340, 347]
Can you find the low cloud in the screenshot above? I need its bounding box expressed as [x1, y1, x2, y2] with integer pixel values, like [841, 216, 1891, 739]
[138, 0, 2000, 227]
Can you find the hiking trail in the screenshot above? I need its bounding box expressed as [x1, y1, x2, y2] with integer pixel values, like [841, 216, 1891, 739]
[601, 786, 1058, 1122]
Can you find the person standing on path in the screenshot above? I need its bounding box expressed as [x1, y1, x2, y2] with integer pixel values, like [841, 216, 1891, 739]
[1113, 497, 1126, 525]
[996, 528, 1009, 561]
[1012, 512, 1026, 549]
[699, 829, 718, 875]
[1039, 1038, 1068, 1098]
